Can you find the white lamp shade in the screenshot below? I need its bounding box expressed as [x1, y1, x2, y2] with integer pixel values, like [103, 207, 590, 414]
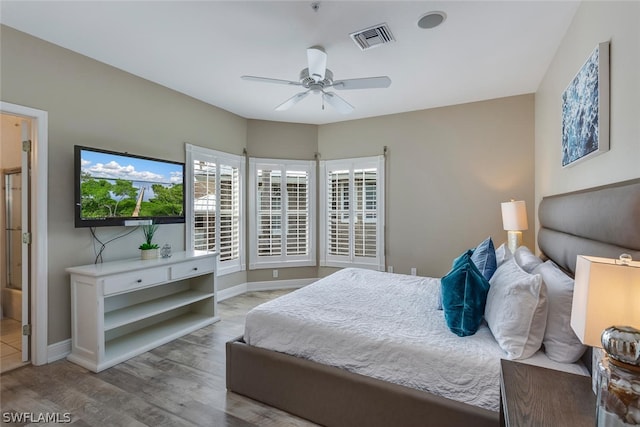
[570, 255, 640, 348]
[501, 200, 528, 231]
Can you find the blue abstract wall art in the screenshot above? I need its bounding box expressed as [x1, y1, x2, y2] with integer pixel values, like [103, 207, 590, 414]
[561, 42, 610, 167]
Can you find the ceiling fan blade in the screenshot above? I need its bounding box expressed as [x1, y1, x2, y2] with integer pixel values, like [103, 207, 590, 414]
[323, 92, 354, 114]
[307, 47, 327, 82]
[275, 91, 310, 111]
[333, 76, 392, 90]
[241, 75, 301, 86]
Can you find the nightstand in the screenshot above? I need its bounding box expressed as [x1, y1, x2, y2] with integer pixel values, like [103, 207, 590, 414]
[500, 359, 596, 427]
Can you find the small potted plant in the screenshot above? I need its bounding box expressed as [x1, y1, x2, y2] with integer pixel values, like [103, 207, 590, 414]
[139, 223, 159, 260]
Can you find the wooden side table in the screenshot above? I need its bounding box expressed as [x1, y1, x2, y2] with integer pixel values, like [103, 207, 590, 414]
[500, 359, 596, 427]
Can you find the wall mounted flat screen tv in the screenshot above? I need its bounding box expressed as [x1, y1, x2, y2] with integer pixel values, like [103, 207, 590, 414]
[74, 145, 185, 227]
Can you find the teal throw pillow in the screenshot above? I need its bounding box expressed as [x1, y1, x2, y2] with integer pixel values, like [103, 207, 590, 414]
[438, 249, 473, 310]
[441, 251, 491, 337]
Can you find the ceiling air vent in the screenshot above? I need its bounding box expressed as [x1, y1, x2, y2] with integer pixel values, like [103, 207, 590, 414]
[350, 23, 395, 51]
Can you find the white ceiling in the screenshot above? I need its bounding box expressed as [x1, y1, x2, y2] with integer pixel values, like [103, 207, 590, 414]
[0, 1, 580, 125]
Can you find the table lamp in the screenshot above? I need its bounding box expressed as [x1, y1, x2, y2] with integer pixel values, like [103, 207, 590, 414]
[570, 254, 640, 426]
[500, 200, 528, 253]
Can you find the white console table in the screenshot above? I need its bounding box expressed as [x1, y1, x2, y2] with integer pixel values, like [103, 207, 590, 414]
[66, 250, 218, 372]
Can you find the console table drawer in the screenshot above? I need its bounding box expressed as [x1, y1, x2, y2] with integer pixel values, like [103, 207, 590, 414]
[103, 267, 169, 295]
[170, 258, 214, 280]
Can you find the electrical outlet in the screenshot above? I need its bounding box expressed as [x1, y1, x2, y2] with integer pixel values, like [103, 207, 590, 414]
[387, 266, 394, 273]
[410, 267, 417, 276]
[273, 269, 278, 278]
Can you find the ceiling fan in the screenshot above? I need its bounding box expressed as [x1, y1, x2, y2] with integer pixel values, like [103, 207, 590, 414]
[241, 46, 391, 114]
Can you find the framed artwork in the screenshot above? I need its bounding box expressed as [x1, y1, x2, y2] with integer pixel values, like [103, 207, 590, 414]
[561, 41, 610, 167]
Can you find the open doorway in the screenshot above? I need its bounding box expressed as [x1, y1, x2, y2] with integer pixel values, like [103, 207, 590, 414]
[0, 102, 48, 369]
[0, 114, 30, 372]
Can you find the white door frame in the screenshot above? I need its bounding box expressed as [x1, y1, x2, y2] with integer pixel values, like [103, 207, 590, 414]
[1, 101, 48, 366]
[20, 119, 30, 361]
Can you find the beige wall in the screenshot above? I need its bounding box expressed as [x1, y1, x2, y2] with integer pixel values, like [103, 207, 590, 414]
[319, 95, 535, 277]
[247, 120, 317, 160]
[535, 1, 640, 236]
[247, 99, 537, 280]
[1, 26, 248, 344]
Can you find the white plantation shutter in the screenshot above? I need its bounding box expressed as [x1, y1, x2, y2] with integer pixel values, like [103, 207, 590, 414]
[354, 168, 378, 258]
[219, 165, 241, 262]
[186, 144, 244, 275]
[320, 156, 384, 270]
[249, 158, 315, 269]
[192, 160, 217, 252]
[286, 170, 309, 256]
[327, 170, 350, 257]
[257, 168, 282, 257]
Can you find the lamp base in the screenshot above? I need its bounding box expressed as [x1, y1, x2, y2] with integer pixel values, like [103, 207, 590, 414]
[596, 356, 640, 426]
[507, 230, 523, 254]
[596, 326, 640, 426]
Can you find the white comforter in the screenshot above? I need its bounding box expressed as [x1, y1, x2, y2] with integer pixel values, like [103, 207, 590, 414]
[244, 268, 505, 412]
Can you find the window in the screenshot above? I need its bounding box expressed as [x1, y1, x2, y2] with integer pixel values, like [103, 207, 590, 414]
[249, 158, 316, 269]
[320, 156, 385, 270]
[186, 144, 245, 275]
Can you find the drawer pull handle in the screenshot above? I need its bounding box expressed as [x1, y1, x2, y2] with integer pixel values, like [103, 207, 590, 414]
[193, 267, 198, 271]
[136, 279, 142, 283]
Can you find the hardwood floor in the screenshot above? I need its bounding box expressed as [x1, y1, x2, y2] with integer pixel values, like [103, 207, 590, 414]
[0, 290, 318, 426]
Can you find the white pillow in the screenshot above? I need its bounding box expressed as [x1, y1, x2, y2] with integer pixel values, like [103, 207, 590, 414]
[531, 260, 587, 363]
[485, 257, 548, 360]
[514, 246, 543, 273]
[495, 243, 513, 267]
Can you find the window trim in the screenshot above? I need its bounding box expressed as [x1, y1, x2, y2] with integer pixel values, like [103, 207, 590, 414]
[248, 157, 316, 270]
[186, 144, 245, 276]
[319, 155, 385, 271]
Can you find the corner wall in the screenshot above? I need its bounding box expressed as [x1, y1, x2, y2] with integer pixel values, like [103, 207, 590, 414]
[535, 1, 640, 236]
[319, 95, 535, 277]
[246, 119, 319, 282]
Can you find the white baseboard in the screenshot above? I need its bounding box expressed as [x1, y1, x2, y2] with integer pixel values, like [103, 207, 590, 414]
[217, 278, 317, 302]
[48, 338, 71, 363]
[48, 279, 317, 363]
[246, 277, 317, 292]
[217, 283, 249, 302]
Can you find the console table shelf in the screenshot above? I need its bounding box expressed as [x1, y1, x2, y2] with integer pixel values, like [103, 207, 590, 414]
[66, 250, 218, 372]
[104, 289, 214, 331]
[104, 312, 212, 364]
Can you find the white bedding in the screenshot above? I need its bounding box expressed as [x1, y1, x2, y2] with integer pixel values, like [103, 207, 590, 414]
[244, 268, 587, 412]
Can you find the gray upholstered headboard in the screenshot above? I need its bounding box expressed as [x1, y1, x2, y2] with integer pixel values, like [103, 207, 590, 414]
[538, 178, 640, 275]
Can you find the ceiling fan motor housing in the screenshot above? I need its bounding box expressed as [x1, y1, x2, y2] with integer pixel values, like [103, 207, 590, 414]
[300, 68, 333, 91]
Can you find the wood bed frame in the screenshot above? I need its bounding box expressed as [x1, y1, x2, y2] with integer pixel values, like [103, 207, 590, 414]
[226, 178, 640, 427]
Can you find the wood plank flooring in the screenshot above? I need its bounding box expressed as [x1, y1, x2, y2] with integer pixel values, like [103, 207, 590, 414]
[0, 290, 319, 426]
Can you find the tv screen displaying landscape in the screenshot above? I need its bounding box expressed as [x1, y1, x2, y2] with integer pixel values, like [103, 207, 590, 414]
[75, 146, 185, 227]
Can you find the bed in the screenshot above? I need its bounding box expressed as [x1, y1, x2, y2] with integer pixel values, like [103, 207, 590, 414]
[226, 178, 640, 427]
